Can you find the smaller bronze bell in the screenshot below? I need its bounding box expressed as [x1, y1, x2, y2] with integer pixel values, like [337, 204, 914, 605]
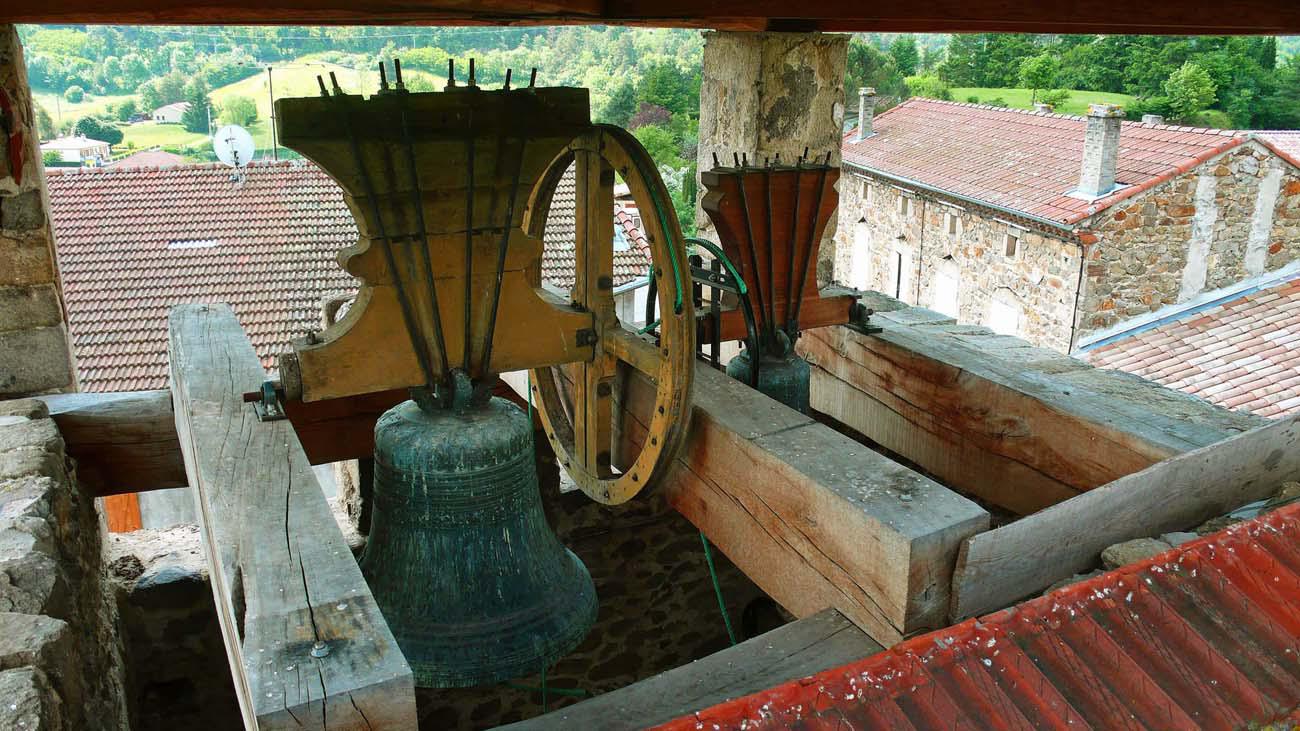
[361, 395, 597, 688]
[727, 332, 811, 414]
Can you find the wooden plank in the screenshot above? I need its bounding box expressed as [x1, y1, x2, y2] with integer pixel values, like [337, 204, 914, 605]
[799, 322, 1263, 515]
[38, 390, 186, 497]
[951, 414, 1300, 620]
[169, 303, 415, 730]
[10, 0, 1300, 34]
[498, 608, 882, 730]
[506, 355, 989, 646]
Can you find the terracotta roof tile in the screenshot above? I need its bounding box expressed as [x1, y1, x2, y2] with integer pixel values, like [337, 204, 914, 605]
[842, 98, 1246, 226]
[48, 160, 646, 393]
[1086, 272, 1300, 418]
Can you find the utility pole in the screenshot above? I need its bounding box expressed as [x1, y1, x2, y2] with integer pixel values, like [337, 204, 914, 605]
[206, 103, 213, 137]
[268, 66, 278, 161]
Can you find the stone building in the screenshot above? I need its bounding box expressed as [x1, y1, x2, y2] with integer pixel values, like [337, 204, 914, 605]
[835, 94, 1300, 353]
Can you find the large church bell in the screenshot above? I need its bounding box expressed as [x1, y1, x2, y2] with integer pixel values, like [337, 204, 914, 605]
[272, 59, 695, 687]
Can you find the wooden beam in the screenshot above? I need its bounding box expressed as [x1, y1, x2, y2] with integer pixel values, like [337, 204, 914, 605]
[951, 414, 1300, 621]
[799, 317, 1264, 515]
[169, 303, 415, 730]
[37, 390, 186, 497]
[10, 0, 1300, 33]
[498, 608, 882, 730]
[506, 354, 988, 646]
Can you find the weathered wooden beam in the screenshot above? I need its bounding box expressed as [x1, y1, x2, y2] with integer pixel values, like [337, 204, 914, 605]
[800, 314, 1263, 515]
[8, 0, 1300, 34]
[499, 608, 882, 730]
[951, 414, 1300, 621]
[506, 354, 989, 646]
[169, 303, 415, 730]
[38, 390, 186, 497]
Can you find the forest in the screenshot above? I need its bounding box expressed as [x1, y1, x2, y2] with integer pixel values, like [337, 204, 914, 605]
[17, 26, 1300, 234]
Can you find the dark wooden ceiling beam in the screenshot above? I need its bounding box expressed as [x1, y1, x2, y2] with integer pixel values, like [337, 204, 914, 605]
[10, 0, 1300, 34]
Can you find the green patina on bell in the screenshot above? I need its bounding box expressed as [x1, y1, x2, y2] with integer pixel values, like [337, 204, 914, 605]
[360, 393, 597, 688]
[726, 333, 811, 414]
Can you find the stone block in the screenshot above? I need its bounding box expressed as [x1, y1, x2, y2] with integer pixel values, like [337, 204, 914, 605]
[0, 327, 73, 397]
[0, 447, 65, 483]
[0, 666, 63, 731]
[0, 476, 55, 521]
[0, 286, 62, 333]
[0, 613, 72, 676]
[0, 189, 44, 232]
[1100, 537, 1172, 570]
[0, 399, 47, 420]
[0, 232, 55, 287]
[0, 551, 68, 616]
[0, 419, 63, 456]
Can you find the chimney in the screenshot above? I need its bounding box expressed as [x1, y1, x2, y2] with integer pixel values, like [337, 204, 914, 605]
[1141, 113, 1164, 125]
[855, 87, 879, 142]
[1077, 103, 1124, 198]
[1033, 102, 1054, 113]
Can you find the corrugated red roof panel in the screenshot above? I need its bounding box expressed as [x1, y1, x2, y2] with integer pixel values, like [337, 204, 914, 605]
[841, 98, 1245, 226]
[655, 501, 1300, 730]
[1085, 273, 1300, 418]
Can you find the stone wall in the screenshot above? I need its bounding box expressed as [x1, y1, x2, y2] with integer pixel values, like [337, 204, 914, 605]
[833, 172, 1082, 352]
[0, 25, 76, 397]
[696, 31, 847, 284]
[0, 398, 128, 730]
[1077, 141, 1300, 340]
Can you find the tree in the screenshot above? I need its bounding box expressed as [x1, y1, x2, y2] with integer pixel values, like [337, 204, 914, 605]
[72, 116, 123, 145]
[43, 150, 63, 166]
[34, 103, 56, 141]
[108, 97, 138, 122]
[598, 80, 637, 127]
[628, 102, 671, 130]
[636, 62, 694, 117]
[1164, 61, 1217, 121]
[180, 80, 212, 135]
[64, 85, 85, 103]
[1018, 53, 1059, 103]
[219, 95, 258, 127]
[632, 125, 678, 165]
[905, 75, 952, 101]
[888, 36, 920, 77]
[846, 40, 905, 101]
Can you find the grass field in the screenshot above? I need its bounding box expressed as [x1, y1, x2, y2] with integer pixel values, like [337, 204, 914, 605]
[32, 90, 133, 128]
[211, 62, 444, 124]
[951, 87, 1138, 116]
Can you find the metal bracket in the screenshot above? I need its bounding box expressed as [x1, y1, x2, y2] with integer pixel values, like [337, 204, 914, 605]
[576, 328, 598, 347]
[845, 301, 884, 336]
[245, 380, 287, 422]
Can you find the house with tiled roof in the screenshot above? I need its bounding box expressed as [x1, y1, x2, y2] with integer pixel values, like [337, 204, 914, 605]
[836, 93, 1300, 355]
[46, 160, 651, 393]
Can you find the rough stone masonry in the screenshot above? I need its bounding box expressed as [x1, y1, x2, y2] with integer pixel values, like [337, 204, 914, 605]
[0, 24, 76, 398]
[0, 397, 128, 730]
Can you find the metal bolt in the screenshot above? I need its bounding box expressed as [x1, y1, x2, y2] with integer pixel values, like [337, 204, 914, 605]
[310, 641, 330, 658]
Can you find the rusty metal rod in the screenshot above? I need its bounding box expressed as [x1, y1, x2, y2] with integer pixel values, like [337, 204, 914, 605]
[462, 103, 476, 372]
[790, 154, 831, 330]
[763, 162, 776, 346]
[733, 165, 766, 348]
[480, 131, 529, 377]
[783, 157, 803, 334]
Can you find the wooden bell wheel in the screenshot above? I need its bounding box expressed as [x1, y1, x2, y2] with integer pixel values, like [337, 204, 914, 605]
[525, 125, 695, 505]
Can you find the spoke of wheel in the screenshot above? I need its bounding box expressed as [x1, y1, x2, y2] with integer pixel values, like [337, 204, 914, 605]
[572, 138, 616, 480]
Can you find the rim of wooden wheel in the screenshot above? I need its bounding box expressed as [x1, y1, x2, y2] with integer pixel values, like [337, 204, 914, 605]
[524, 126, 695, 505]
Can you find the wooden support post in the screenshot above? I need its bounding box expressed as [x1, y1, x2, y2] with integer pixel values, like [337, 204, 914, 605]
[505, 357, 989, 646]
[951, 414, 1300, 620]
[169, 303, 415, 730]
[800, 317, 1263, 515]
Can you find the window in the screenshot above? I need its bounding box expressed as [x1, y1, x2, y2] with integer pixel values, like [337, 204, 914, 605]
[891, 246, 915, 303]
[1004, 230, 1020, 257]
[988, 292, 1022, 336]
[850, 220, 872, 289]
[946, 211, 961, 236]
[860, 178, 871, 203]
[932, 259, 960, 317]
[897, 195, 910, 217]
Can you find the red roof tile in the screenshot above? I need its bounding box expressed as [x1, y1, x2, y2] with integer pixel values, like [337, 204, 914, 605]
[47, 161, 646, 393]
[540, 167, 653, 290]
[1085, 272, 1300, 418]
[104, 150, 187, 169]
[1256, 131, 1300, 169]
[842, 98, 1245, 226]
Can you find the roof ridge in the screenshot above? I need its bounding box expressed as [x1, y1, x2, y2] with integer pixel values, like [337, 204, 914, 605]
[44, 158, 308, 177]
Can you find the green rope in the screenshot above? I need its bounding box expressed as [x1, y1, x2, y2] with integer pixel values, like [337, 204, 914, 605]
[637, 318, 661, 334]
[685, 237, 748, 296]
[699, 531, 738, 646]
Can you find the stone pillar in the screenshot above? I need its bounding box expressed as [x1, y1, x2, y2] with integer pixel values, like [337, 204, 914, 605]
[1077, 103, 1124, 198]
[855, 87, 878, 141]
[696, 32, 848, 284]
[0, 25, 76, 397]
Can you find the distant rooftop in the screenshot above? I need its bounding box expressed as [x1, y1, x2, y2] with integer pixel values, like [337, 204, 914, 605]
[841, 98, 1245, 227]
[41, 135, 111, 151]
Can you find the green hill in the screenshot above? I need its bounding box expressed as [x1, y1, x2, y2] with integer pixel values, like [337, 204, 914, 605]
[951, 88, 1137, 116]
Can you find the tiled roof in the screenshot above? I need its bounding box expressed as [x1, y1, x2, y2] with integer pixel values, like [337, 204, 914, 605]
[105, 150, 187, 168]
[540, 167, 653, 289]
[842, 98, 1245, 227]
[658, 500, 1300, 730]
[1085, 272, 1300, 418]
[47, 160, 646, 392]
[1256, 131, 1300, 169]
[47, 161, 359, 392]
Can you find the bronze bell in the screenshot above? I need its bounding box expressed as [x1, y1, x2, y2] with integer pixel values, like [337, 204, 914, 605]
[360, 394, 597, 688]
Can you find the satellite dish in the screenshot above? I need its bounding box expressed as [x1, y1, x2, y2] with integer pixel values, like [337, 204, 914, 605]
[213, 125, 255, 168]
